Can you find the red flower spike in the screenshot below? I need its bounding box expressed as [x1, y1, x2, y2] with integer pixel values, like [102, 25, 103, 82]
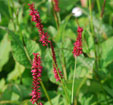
[53, 0, 60, 12]
[50, 42, 63, 81]
[31, 53, 43, 105]
[53, 65, 63, 81]
[28, 3, 50, 46]
[72, 27, 83, 57]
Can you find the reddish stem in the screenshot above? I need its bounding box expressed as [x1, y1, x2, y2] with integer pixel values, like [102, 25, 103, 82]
[101, 0, 106, 18]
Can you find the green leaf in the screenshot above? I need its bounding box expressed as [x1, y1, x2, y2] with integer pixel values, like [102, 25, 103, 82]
[44, 95, 60, 105]
[12, 84, 31, 99]
[101, 37, 113, 67]
[0, 78, 7, 93]
[7, 62, 25, 81]
[0, 34, 10, 71]
[9, 31, 41, 68]
[76, 55, 94, 78]
[93, 17, 113, 37]
[103, 85, 113, 97]
[48, 26, 57, 37]
[1, 85, 13, 100]
[65, 29, 76, 40]
[0, 0, 10, 26]
[11, 92, 20, 101]
[22, 77, 32, 86]
[54, 14, 72, 42]
[79, 94, 94, 105]
[59, 0, 79, 12]
[22, 68, 32, 86]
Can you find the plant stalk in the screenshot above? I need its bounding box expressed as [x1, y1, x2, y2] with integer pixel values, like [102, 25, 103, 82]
[71, 58, 76, 104]
[40, 81, 53, 105]
[96, 0, 101, 17]
[89, 0, 98, 70]
[48, 42, 70, 104]
[101, 0, 106, 18]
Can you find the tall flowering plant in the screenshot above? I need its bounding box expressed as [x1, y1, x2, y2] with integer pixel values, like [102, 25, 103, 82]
[0, 0, 110, 104]
[28, 2, 83, 105]
[28, 3, 63, 82]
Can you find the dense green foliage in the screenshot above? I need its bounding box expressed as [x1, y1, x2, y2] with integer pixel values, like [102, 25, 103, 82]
[0, 0, 113, 105]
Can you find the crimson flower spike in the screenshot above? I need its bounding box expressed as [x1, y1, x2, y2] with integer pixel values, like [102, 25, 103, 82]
[50, 42, 63, 81]
[28, 3, 50, 46]
[53, 0, 60, 12]
[31, 53, 43, 105]
[72, 26, 83, 57]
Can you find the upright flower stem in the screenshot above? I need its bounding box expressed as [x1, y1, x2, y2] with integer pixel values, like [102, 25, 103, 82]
[80, 0, 87, 7]
[51, 0, 60, 29]
[40, 81, 53, 105]
[96, 0, 101, 17]
[71, 58, 76, 104]
[52, 56, 69, 104]
[47, 45, 70, 104]
[56, 12, 61, 24]
[89, 0, 94, 36]
[89, 0, 98, 70]
[61, 49, 67, 80]
[109, 14, 113, 25]
[60, 14, 73, 81]
[61, 38, 67, 80]
[53, 10, 59, 29]
[101, 0, 106, 18]
[20, 41, 52, 105]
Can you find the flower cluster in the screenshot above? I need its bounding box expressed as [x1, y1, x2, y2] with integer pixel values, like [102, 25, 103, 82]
[28, 3, 50, 46]
[53, 65, 63, 81]
[53, 0, 60, 12]
[50, 42, 63, 81]
[72, 27, 83, 57]
[31, 53, 43, 105]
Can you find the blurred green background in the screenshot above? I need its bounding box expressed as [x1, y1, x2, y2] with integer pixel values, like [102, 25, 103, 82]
[0, 0, 113, 105]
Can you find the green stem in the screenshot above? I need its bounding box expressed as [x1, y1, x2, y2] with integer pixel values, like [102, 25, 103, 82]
[96, 0, 101, 17]
[55, 64, 69, 104]
[101, 0, 106, 18]
[89, 0, 94, 36]
[52, 54, 69, 104]
[56, 12, 61, 25]
[10, 0, 17, 17]
[61, 54, 67, 80]
[8, 0, 16, 30]
[40, 81, 53, 105]
[89, 0, 98, 70]
[0, 100, 20, 104]
[8, 0, 13, 18]
[76, 76, 87, 97]
[54, 11, 59, 29]
[60, 14, 72, 81]
[109, 14, 113, 25]
[51, 0, 60, 29]
[71, 58, 76, 104]
[61, 42, 67, 80]
[23, 46, 32, 64]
